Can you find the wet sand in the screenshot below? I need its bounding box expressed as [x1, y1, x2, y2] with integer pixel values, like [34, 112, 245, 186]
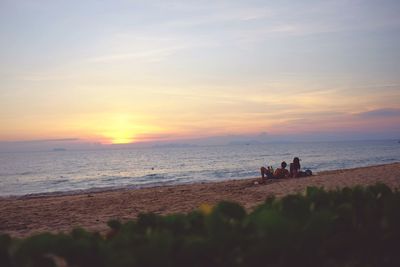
[1, 162, 399, 237]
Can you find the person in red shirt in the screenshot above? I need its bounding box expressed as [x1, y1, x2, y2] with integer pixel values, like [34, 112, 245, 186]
[274, 161, 290, 179]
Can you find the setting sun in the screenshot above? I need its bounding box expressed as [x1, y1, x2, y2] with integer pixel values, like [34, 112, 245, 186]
[95, 114, 167, 144]
[108, 131, 134, 144]
[98, 115, 137, 144]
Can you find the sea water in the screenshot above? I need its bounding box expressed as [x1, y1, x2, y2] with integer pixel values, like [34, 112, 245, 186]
[0, 140, 399, 196]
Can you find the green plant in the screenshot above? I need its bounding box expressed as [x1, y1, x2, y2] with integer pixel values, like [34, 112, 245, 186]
[1, 183, 399, 267]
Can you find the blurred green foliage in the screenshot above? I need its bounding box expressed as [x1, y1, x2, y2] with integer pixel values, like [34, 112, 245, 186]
[1, 183, 400, 267]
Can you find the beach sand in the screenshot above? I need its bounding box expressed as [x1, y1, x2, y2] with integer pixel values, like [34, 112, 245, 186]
[1, 162, 399, 237]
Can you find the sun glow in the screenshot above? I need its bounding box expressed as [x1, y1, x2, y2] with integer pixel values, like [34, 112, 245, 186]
[95, 114, 138, 144]
[95, 114, 165, 144]
[108, 131, 135, 144]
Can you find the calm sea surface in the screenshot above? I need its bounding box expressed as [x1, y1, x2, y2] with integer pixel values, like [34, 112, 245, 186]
[0, 140, 399, 196]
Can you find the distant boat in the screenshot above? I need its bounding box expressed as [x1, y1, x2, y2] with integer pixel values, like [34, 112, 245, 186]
[52, 148, 67, 152]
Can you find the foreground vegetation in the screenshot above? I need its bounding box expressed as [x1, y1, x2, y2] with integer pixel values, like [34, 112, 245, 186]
[1, 183, 400, 267]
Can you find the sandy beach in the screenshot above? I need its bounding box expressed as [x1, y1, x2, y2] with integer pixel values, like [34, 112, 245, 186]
[1, 162, 399, 237]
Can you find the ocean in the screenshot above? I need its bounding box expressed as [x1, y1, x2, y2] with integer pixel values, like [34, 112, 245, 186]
[0, 140, 399, 197]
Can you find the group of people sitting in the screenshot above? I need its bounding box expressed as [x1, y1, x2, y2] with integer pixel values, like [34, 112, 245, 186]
[259, 157, 312, 183]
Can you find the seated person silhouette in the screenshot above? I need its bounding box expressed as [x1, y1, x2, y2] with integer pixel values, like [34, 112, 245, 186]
[274, 161, 290, 178]
[290, 157, 302, 178]
[260, 161, 289, 182]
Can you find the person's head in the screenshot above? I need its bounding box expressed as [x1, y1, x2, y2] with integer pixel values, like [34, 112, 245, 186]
[281, 161, 287, 169]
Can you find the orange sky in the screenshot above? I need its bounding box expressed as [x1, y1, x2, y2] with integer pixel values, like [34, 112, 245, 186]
[1, 1, 400, 144]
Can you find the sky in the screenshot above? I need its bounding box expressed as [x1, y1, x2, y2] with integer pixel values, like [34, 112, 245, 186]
[1, 0, 400, 147]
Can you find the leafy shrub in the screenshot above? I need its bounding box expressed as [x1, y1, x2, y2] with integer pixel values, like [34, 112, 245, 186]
[1, 183, 400, 267]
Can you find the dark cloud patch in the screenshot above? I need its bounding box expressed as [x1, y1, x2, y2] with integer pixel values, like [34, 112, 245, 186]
[0, 138, 80, 144]
[357, 108, 400, 118]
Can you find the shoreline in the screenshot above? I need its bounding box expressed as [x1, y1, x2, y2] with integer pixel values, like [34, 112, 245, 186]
[1, 162, 399, 237]
[2, 161, 399, 200]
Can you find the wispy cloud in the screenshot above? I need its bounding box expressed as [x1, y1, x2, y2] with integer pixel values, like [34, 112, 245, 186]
[154, 0, 400, 43]
[20, 73, 77, 82]
[84, 31, 218, 64]
[87, 46, 185, 63]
